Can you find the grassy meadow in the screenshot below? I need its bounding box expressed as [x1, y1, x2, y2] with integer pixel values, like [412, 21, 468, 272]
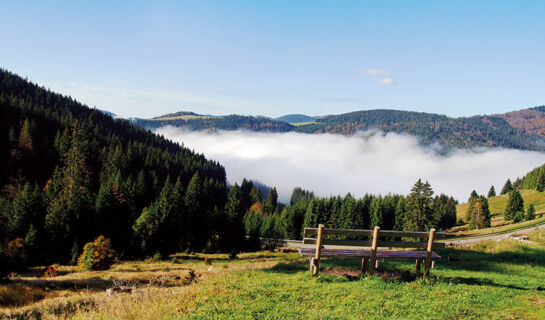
[2, 232, 545, 319]
[456, 189, 545, 222]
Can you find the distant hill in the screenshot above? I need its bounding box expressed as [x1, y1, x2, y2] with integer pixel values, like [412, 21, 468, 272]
[138, 108, 545, 152]
[276, 114, 316, 124]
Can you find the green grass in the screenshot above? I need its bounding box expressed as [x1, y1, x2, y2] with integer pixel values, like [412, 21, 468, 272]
[5, 236, 545, 319]
[151, 115, 213, 121]
[67, 233, 545, 319]
[290, 121, 317, 126]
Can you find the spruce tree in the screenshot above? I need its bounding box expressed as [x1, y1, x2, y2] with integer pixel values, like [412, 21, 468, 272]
[249, 186, 262, 204]
[264, 187, 278, 214]
[369, 196, 383, 229]
[240, 178, 254, 212]
[537, 172, 545, 192]
[501, 179, 513, 195]
[185, 173, 207, 250]
[403, 179, 434, 231]
[465, 191, 480, 222]
[223, 184, 245, 250]
[526, 204, 536, 221]
[487, 186, 496, 198]
[504, 190, 524, 222]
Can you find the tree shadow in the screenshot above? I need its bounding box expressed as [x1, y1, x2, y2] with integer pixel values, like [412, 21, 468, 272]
[263, 244, 545, 289]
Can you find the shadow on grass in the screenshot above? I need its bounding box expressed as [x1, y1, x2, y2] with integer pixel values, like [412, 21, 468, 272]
[434, 245, 545, 273]
[263, 245, 545, 290]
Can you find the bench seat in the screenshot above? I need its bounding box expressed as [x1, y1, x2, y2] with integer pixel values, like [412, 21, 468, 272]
[298, 248, 441, 260]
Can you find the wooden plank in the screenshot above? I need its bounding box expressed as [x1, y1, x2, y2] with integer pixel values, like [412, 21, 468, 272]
[424, 228, 436, 277]
[304, 228, 448, 238]
[312, 224, 324, 276]
[302, 238, 446, 249]
[368, 226, 380, 274]
[298, 248, 442, 260]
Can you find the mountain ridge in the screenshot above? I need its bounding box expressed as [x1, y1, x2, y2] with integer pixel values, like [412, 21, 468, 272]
[134, 107, 545, 152]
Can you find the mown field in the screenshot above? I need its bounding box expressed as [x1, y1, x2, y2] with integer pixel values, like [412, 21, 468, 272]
[2, 231, 545, 319]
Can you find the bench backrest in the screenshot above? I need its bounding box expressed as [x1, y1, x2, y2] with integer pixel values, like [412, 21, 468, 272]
[303, 226, 448, 249]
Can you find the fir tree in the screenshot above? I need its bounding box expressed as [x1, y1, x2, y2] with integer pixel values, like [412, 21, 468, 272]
[501, 179, 513, 195]
[487, 185, 496, 198]
[248, 186, 262, 204]
[403, 179, 434, 231]
[526, 204, 536, 221]
[264, 187, 278, 214]
[504, 190, 524, 222]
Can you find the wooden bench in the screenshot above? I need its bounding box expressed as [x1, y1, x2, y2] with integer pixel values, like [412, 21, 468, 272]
[299, 225, 447, 276]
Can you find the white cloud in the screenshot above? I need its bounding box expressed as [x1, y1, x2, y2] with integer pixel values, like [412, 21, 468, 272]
[360, 69, 389, 76]
[156, 127, 545, 203]
[379, 77, 396, 86]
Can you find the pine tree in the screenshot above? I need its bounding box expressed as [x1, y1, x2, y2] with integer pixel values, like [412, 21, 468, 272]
[403, 179, 434, 231]
[526, 204, 536, 221]
[249, 186, 262, 204]
[393, 198, 406, 230]
[501, 179, 513, 195]
[505, 190, 524, 222]
[264, 187, 278, 214]
[536, 172, 545, 192]
[222, 184, 245, 250]
[185, 173, 207, 250]
[433, 194, 457, 230]
[487, 186, 496, 198]
[465, 190, 480, 222]
[9, 182, 44, 238]
[240, 178, 254, 212]
[369, 196, 383, 228]
[244, 211, 262, 250]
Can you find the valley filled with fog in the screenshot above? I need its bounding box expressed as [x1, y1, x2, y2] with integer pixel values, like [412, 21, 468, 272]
[156, 127, 545, 202]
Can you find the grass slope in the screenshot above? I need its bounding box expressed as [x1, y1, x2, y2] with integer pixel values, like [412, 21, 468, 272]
[2, 233, 545, 319]
[456, 189, 545, 222]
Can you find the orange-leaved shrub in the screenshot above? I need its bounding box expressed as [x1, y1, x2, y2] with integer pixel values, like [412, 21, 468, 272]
[77, 236, 117, 271]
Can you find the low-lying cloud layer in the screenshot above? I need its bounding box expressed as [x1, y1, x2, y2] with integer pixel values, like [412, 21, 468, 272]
[156, 127, 545, 202]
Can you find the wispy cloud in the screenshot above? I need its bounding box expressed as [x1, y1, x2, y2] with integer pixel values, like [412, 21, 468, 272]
[360, 69, 389, 76]
[157, 128, 545, 202]
[379, 77, 396, 86]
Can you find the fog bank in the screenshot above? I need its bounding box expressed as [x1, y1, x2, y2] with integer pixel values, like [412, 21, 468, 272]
[156, 127, 545, 202]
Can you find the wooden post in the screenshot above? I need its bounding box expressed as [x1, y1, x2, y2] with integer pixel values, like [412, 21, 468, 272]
[424, 228, 436, 277]
[312, 224, 324, 276]
[415, 259, 422, 273]
[368, 226, 380, 274]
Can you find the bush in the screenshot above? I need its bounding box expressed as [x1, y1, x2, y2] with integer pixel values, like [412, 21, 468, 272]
[229, 249, 238, 260]
[153, 252, 162, 261]
[77, 236, 116, 271]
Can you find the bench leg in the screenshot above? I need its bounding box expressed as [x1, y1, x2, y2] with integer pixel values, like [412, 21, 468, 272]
[309, 257, 315, 274]
[415, 259, 422, 273]
[375, 260, 380, 269]
[361, 258, 368, 272]
[431, 261, 436, 269]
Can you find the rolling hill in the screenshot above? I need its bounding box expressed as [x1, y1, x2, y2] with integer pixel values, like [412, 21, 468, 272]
[136, 107, 545, 152]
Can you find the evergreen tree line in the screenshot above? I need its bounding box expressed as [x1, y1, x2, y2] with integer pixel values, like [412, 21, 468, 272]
[240, 180, 457, 246]
[0, 70, 229, 275]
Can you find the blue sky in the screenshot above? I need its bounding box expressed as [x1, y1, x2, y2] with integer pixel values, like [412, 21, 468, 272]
[2, 1, 545, 118]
